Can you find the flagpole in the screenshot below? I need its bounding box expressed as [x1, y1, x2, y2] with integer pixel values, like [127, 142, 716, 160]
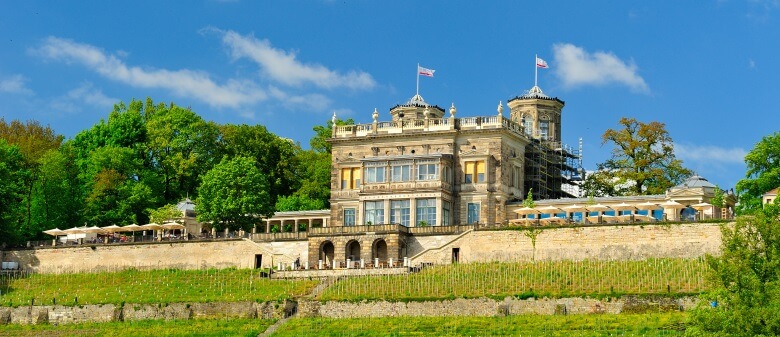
[416, 63, 420, 96]
[534, 54, 538, 87]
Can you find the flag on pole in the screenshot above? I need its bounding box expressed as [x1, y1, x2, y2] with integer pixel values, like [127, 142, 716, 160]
[536, 57, 548, 69]
[418, 66, 435, 77]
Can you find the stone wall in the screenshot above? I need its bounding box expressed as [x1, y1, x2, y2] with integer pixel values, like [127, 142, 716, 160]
[0, 296, 698, 325]
[0, 301, 290, 325]
[299, 296, 697, 318]
[411, 223, 723, 264]
[1, 223, 724, 273]
[3, 239, 299, 273]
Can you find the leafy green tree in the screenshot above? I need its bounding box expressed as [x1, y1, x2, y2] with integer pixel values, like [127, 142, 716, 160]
[735, 132, 780, 212]
[196, 156, 271, 231]
[687, 202, 780, 336]
[275, 195, 326, 212]
[0, 140, 28, 246]
[0, 118, 64, 238]
[146, 103, 221, 202]
[522, 188, 535, 208]
[585, 117, 692, 196]
[291, 150, 331, 207]
[220, 124, 299, 206]
[148, 204, 182, 224]
[31, 146, 83, 231]
[81, 146, 155, 226]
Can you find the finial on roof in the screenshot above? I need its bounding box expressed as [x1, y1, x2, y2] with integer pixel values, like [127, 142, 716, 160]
[331, 111, 337, 124]
[449, 102, 456, 117]
[497, 101, 504, 116]
[372, 108, 378, 122]
[424, 106, 430, 119]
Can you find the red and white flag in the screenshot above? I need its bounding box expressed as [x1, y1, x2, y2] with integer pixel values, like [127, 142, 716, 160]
[418, 66, 435, 77]
[536, 57, 548, 69]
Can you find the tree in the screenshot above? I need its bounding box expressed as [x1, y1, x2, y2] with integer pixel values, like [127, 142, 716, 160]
[735, 132, 780, 212]
[146, 102, 221, 202]
[220, 124, 300, 207]
[585, 117, 691, 196]
[522, 188, 535, 208]
[310, 117, 354, 154]
[196, 156, 271, 231]
[148, 204, 182, 224]
[275, 195, 325, 212]
[0, 118, 64, 238]
[686, 202, 780, 336]
[0, 140, 28, 246]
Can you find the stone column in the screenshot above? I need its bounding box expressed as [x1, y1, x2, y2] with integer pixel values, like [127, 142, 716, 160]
[294, 219, 299, 233]
[410, 197, 417, 227]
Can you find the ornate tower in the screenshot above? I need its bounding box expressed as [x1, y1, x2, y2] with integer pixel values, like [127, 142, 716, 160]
[507, 86, 564, 145]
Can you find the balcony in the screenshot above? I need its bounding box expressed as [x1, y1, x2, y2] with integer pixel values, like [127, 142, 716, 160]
[333, 116, 525, 139]
[309, 224, 409, 236]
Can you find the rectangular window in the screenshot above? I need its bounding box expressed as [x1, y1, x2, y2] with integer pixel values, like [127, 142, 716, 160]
[464, 162, 474, 183]
[464, 160, 486, 183]
[365, 166, 385, 183]
[341, 168, 361, 189]
[539, 121, 549, 140]
[416, 198, 437, 226]
[467, 203, 480, 224]
[391, 164, 411, 182]
[442, 202, 450, 226]
[390, 200, 411, 227]
[364, 201, 384, 225]
[417, 163, 439, 181]
[343, 208, 356, 227]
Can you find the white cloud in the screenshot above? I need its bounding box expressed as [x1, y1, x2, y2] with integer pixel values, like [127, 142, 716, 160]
[674, 143, 747, 165]
[210, 28, 376, 90]
[66, 82, 118, 108]
[46, 83, 119, 114]
[0, 75, 34, 95]
[32, 37, 267, 109]
[552, 43, 649, 93]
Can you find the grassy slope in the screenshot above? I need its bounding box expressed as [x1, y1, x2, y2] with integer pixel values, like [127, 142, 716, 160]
[320, 259, 710, 301]
[0, 318, 274, 337]
[274, 313, 688, 336]
[0, 268, 318, 306]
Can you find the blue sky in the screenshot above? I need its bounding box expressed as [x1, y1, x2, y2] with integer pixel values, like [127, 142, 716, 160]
[1, 1, 778, 190]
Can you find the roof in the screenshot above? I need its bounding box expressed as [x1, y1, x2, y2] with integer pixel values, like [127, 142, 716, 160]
[176, 198, 196, 212]
[765, 188, 779, 196]
[673, 175, 716, 189]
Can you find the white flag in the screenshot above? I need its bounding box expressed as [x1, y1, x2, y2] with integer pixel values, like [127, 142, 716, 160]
[536, 57, 548, 69]
[418, 66, 435, 77]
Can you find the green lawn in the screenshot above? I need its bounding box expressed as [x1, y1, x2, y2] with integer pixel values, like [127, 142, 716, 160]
[0, 268, 318, 306]
[320, 258, 710, 301]
[0, 318, 274, 337]
[274, 313, 688, 336]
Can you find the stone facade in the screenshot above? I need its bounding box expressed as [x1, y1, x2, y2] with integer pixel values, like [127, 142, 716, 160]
[2, 223, 723, 273]
[410, 223, 722, 265]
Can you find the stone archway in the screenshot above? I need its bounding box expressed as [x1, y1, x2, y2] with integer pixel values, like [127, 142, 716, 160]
[320, 241, 335, 267]
[372, 239, 388, 261]
[345, 240, 361, 262]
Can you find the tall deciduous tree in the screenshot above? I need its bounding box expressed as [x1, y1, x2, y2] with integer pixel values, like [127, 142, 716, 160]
[0, 118, 64, 238]
[585, 117, 691, 196]
[196, 156, 271, 231]
[0, 140, 28, 246]
[146, 103, 221, 203]
[735, 132, 780, 212]
[687, 203, 780, 336]
[220, 124, 299, 207]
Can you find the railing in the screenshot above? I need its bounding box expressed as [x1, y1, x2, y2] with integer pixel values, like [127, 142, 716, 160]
[309, 224, 408, 236]
[23, 231, 250, 249]
[251, 232, 308, 241]
[406, 224, 475, 235]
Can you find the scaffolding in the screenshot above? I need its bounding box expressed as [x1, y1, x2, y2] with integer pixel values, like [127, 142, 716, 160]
[524, 138, 582, 200]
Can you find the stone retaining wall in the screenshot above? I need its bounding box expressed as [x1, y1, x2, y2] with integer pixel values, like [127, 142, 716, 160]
[0, 301, 290, 325]
[273, 267, 407, 279]
[0, 296, 698, 325]
[301, 296, 698, 319]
